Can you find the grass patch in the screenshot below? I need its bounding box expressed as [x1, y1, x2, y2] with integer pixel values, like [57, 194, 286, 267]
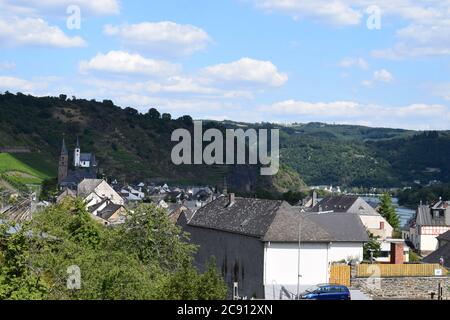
[0, 153, 55, 185]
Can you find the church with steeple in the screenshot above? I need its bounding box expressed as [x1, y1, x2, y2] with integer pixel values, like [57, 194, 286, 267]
[58, 137, 97, 189]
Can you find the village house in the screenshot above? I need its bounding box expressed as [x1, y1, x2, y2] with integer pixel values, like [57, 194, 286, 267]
[77, 179, 125, 207]
[88, 198, 127, 225]
[178, 194, 368, 299]
[404, 200, 450, 255]
[57, 178, 126, 225]
[311, 195, 394, 240]
[423, 230, 450, 268]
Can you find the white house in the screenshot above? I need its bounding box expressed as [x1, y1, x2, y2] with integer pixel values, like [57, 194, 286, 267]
[405, 201, 450, 255]
[179, 194, 368, 299]
[312, 195, 394, 240]
[77, 179, 124, 207]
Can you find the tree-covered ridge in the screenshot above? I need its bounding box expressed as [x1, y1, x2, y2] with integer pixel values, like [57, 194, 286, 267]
[397, 184, 450, 208]
[0, 199, 227, 300]
[1, 92, 450, 189]
[0, 93, 303, 194]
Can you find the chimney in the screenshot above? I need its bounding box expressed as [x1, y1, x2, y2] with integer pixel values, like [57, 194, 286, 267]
[390, 242, 404, 265]
[228, 193, 235, 206]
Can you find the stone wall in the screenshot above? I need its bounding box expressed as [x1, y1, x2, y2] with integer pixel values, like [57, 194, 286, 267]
[351, 276, 450, 300]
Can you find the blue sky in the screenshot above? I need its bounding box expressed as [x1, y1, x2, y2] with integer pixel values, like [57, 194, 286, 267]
[1, 0, 450, 129]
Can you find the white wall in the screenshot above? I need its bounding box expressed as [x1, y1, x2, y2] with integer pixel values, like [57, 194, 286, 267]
[360, 215, 393, 239]
[264, 242, 364, 287]
[264, 243, 328, 287]
[419, 235, 439, 253]
[328, 242, 363, 263]
[94, 181, 124, 205]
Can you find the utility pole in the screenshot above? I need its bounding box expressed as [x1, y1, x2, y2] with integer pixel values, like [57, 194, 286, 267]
[297, 217, 301, 299]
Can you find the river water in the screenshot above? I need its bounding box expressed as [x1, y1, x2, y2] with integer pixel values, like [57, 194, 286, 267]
[363, 196, 415, 228]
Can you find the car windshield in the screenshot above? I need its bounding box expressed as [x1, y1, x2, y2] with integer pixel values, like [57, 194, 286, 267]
[305, 285, 320, 293]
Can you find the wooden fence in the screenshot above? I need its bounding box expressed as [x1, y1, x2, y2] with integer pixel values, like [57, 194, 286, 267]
[329, 265, 351, 286]
[356, 264, 448, 278]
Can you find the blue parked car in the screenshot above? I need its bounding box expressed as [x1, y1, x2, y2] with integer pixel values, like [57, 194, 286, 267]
[300, 284, 351, 300]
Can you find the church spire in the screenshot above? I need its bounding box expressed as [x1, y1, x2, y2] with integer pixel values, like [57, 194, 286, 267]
[61, 137, 68, 155]
[76, 136, 80, 149]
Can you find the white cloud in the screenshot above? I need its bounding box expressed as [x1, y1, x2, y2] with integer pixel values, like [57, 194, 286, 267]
[79, 51, 181, 77]
[0, 0, 120, 16]
[0, 16, 86, 48]
[254, 0, 362, 25]
[363, 69, 394, 86]
[201, 57, 288, 87]
[103, 21, 211, 56]
[0, 76, 47, 92]
[253, 0, 450, 58]
[259, 99, 450, 129]
[373, 69, 394, 83]
[339, 57, 369, 69]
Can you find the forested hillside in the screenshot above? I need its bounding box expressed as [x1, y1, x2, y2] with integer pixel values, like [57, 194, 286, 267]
[1, 92, 450, 190]
[0, 92, 303, 194]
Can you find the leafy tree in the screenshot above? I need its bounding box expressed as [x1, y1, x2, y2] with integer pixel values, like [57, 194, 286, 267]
[378, 193, 400, 233]
[363, 232, 381, 261]
[161, 259, 227, 300]
[0, 198, 228, 300]
[118, 204, 196, 271]
[161, 113, 172, 121]
[40, 178, 58, 202]
[0, 222, 49, 300]
[147, 108, 161, 119]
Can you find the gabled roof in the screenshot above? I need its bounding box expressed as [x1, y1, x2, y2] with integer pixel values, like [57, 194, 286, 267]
[311, 195, 380, 217]
[423, 242, 450, 268]
[311, 195, 359, 212]
[77, 179, 104, 198]
[262, 207, 332, 242]
[80, 153, 94, 162]
[415, 205, 448, 226]
[431, 200, 450, 210]
[305, 212, 370, 242]
[437, 230, 450, 242]
[97, 202, 123, 220]
[60, 169, 97, 186]
[189, 196, 369, 243]
[188, 196, 284, 237]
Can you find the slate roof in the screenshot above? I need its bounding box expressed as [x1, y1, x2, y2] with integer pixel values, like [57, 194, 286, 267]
[88, 199, 108, 214]
[60, 168, 97, 186]
[97, 202, 123, 220]
[305, 212, 370, 242]
[189, 196, 369, 243]
[80, 153, 95, 163]
[88, 199, 123, 220]
[422, 242, 450, 268]
[415, 205, 448, 226]
[311, 195, 359, 212]
[431, 200, 450, 210]
[262, 207, 332, 242]
[77, 179, 103, 198]
[437, 230, 450, 242]
[188, 196, 283, 237]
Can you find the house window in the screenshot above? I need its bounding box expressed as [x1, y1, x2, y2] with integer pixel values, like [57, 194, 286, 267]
[380, 222, 385, 230]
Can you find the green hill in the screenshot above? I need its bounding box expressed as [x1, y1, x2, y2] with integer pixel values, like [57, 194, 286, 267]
[0, 92, 304, 194]
[1, 92, 450, 191]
